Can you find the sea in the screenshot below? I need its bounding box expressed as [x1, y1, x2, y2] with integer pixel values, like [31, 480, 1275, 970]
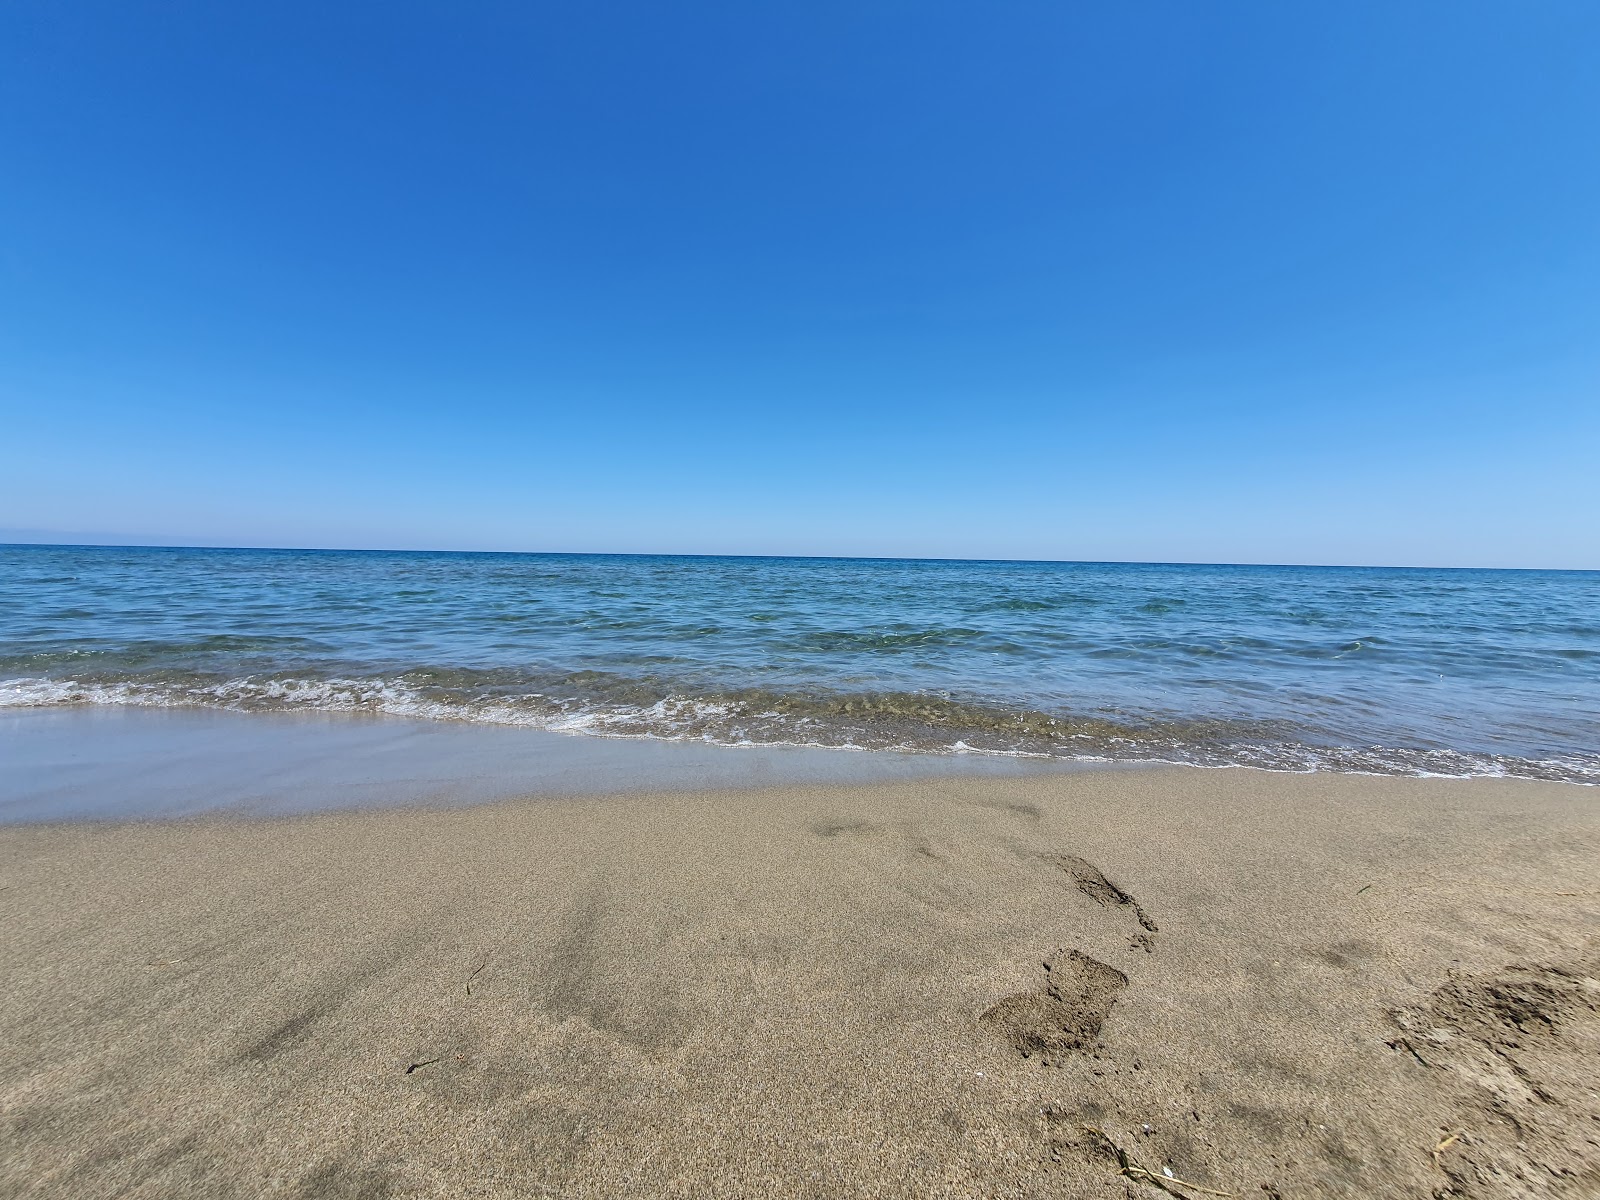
[3, 545, 1597, 790]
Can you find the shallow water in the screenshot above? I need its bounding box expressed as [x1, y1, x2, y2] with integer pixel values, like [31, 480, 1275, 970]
[0, 706, 1077, 822]
[2, 546, 1597, 783]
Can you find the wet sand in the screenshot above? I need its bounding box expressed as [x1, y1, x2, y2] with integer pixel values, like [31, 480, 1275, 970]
[2, 768, 1597, 1198]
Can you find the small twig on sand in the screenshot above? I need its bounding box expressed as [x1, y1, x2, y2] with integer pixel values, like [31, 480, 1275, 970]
[404, 1058, 440, 1075]
[1081, 1126, 1235, 1198]
[1432, 1131, 1463, 1171]
[1355, 883, 1372, 895]
[466, 959, 489, 996]
[1386, 1037, 1432, 1068]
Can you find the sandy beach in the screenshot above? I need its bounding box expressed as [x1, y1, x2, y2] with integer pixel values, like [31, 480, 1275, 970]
[3, 767, 1597, 1199]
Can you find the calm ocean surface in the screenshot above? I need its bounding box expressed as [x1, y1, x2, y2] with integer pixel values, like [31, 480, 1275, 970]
[2, 545, 1597, 783]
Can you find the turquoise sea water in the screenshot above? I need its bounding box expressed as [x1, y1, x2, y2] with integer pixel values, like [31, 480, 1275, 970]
[2, 545, 1597, 782]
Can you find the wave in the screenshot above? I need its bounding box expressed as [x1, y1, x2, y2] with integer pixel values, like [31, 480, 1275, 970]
[3, 670, 1595, 785]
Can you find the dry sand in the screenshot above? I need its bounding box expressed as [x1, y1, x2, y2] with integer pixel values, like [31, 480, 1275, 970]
[2, 767, 1597, 1199]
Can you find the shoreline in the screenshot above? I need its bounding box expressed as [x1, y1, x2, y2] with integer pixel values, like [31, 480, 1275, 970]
[0, 704, 1106, 824]
[6, 685, 1594, 786]
[4, 768, 1597, 1197]
[3, 704, 1592, 828]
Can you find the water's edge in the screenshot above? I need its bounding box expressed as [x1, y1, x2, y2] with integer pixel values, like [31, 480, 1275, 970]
[0, 704, 1129, 824]
[3, 679, 1594, 785]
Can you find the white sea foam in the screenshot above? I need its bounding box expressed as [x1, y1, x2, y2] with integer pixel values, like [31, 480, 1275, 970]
[3, 673, 1595, 784]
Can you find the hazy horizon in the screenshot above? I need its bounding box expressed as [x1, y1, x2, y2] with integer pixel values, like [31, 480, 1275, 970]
[4, 533, 1597, 573]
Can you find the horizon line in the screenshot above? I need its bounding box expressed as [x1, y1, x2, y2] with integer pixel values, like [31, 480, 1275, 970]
[3, 539, 1595, 574]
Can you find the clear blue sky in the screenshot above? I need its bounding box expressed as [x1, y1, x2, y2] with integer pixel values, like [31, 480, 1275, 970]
[2, 2, 1596, 567]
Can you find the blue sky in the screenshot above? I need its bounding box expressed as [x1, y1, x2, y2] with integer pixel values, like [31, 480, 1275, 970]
[2, 2, 1597, 567]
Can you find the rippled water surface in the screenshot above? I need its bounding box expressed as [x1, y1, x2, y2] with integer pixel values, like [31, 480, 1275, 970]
[2, 546, 1597, 781]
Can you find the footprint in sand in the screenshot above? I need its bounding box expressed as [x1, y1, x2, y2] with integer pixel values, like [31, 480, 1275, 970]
[981, 850, 1159, 1064]
[981, 948, 1129, 1067]
[1055, 855, 1159, 953]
